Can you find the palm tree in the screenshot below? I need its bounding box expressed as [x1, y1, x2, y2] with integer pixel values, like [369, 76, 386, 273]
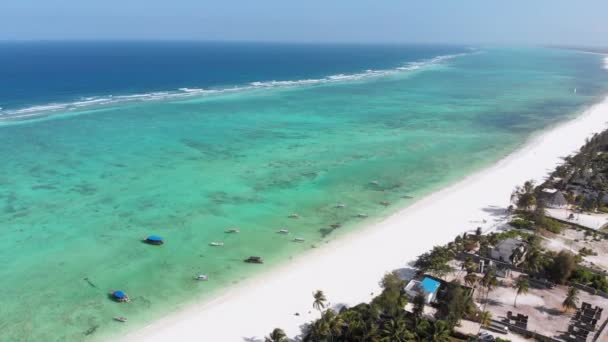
[480, 269, 498, 301]
[479, 311, 492, 328]
[380, 319, 415, 342]
[313, 290, 327, 312]
[513, 276, 529, 308]
[326, 310, 344, 341]
[430, 320, 451, 342]
[563, 286, 579, 312]
[464, 272, 478, 288]
[412, 293, 426, 321]
[464, 258, 477, 273]
[265, 328, 288, 342]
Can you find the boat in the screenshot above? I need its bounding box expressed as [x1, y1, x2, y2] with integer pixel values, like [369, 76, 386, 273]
[288, 213, 300, 219]
[109, 290, 129, 303]
[244, 256, 264, 264]
[370, 180, 380, 186]
[356, 213, 368, 218]
[277, 229, 289, 234]
[380, 201, 390, 206]
[113, 316, 127, 323]
[209, 242, 224, 247]
[194, 274, 208, 281]
[143, 235, 164, 245]
[330, 223, 341, 229]
[335, 203, 346, 208]
[225, 228, 240, 234]
[293, 238, 305, 242]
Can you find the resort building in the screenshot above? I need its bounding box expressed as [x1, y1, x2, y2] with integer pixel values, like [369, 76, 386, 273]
[546, 190, 568, 209]
[404, 276, 441, 304]
[489, 238, 527, 266]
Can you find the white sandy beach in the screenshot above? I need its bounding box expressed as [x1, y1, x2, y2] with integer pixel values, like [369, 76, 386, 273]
[124, 97, 608, 342]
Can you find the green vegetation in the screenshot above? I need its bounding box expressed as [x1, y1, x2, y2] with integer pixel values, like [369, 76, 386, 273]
[436, 281, 475, 329]
[511, 180, 536, 211]
[313, 290, 327, 312]
[540, 129, 608, 212]
[413, 246, 453, 279]
[578, 247, 597, 257]
[547, 251, 576, 284]
[569, 267, 608, 292]
[513, 276, 529, 308]
[265, 328, 288, 342]
[562, 286, 579, 312]
[508, 217, 533, 230]
[300, 273, 464, 342]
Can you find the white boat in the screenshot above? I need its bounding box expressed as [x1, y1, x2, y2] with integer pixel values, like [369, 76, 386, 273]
[195, 274, 208, 281]
[335, 203, 346, 208]
[277, 229, 289, 234]
[356, 213, 368, 218]
[288, 213, 300, 219]
[209, 242, 224, 247]
[370, 180, 380, 186]
[225, 228, 240, 234]
[293, 238, 305, 242]
[113, 316, 127, 323]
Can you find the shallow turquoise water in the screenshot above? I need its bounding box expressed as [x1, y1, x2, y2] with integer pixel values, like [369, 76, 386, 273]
[0, 47, 607, 341]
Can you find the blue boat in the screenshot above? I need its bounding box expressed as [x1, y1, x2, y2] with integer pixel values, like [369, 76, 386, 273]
[143, 235, 164, 245]
[110, 290, 129, 302]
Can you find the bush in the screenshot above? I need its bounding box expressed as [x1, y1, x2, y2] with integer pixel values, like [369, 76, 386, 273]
[509, 218, 533, 230]
[570, 267, 608, 292]
[579, 247, 597, 257]
[542, 218, 564, 234]
[547, 251, 576, 284]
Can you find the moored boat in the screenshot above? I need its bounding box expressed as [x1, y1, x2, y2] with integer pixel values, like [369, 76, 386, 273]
[293, 237, 305, 242]
[143, 235, 164, 245]
[109, 290, 129, 303]
[277, 229, 289, 234]
[209, 242, 224, 247]
[113, 316, 127, 323]
[244, 256, 264, 264]
[225, 228, 240, 234]
[194, 274, 208, 281]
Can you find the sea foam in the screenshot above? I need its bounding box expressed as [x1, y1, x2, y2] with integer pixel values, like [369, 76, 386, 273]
[0, 52, 469, 122]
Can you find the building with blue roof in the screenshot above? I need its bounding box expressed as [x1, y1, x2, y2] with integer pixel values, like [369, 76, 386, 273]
[405, 276, 442, 304]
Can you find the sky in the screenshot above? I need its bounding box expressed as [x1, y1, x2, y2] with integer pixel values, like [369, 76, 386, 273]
[1, 0, 607, 46]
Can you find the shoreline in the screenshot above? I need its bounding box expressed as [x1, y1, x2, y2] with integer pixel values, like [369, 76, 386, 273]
[122, 97, 608, 342]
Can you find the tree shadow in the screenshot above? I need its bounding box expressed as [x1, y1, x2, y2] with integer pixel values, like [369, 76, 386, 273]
[241, 337, 263, 342]
[481, 205, 508, 218]
[480, 298, 504, 307]
[534, 305, 565, 316]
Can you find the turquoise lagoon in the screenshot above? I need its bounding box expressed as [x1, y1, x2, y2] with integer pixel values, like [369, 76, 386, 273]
[0, 46, 607, 341]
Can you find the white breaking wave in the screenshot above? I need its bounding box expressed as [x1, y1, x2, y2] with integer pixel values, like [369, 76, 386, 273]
[0, 52, 470, 122]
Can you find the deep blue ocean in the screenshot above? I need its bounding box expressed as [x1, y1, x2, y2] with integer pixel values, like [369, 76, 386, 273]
[0, 41, 468, 113]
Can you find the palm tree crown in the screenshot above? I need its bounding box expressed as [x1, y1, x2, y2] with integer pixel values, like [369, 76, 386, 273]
[265, 328, 288, 342]
[513, 276, 529, 308]
[563, 286, 579, 312]
[313, 290, 327, 312]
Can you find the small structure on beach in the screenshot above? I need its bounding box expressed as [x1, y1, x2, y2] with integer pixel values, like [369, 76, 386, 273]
[143, 235, 164, 245]
[405, 276, 441, 304]
[490, 238, 527, 266]
[546, 190, 568, 209]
